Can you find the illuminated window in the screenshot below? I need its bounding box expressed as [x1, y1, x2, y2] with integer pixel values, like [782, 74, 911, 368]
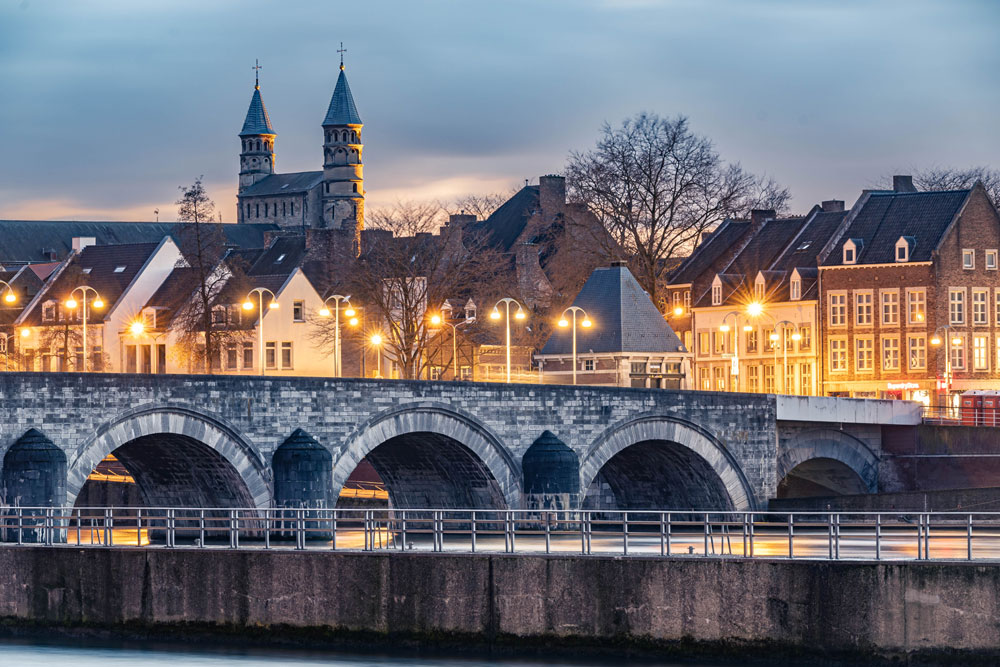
[829, 292, 847, 327]
[951, 336, 965, 370]
[974, 336, 988, 370]
[882, 337, 900, 371]
[829, 339, 847, 372]
[856, 337, 874, 372]
[908, 336, 926, 370]
[906, 289, 926, 325]
[855, 291, 873, 326]
[881, 291, 899, 326]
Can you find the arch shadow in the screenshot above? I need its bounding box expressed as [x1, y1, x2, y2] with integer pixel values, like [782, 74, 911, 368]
[777, 428, 879, 495]
[67, 405, 271, 508]
[334, 403, 520, 509]
[580, 414, 757, 511]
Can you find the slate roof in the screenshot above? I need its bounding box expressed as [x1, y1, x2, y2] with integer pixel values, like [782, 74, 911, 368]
[728, 217, 804, 276]
[667, 219, 752, 285]
[141, 266, 201, 329]
[0, 220, 278, 265]
[823, 189, 971, 267]
[323, 67, 362, 126]
[245, 235, 307, 277]
[467, 186, 539, 252]
[239, 171, 324, 198]
[539, 264, 685, 356]
[239, 86, 275, 136]
[19, 242, 162, 326]
[770, 209, 846, 272]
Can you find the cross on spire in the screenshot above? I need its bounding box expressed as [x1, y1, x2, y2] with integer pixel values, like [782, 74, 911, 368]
[337, 42, 347, 70]
[252, 58, 262, 88]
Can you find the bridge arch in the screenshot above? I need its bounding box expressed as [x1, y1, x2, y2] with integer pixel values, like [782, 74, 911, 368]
[580, 415, 756, 511]
[776, 428, 878, 498]
[334, 403, 520, 509]
[67, 405, 271, 509]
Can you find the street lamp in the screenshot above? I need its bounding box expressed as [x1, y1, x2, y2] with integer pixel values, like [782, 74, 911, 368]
[370, 332, 383, 378]
[429, 312, 470, 381]
[719, 311, 745, 392]
[64, 286, 104, 372]
[242, 287, 279, 376]
[772, 320, 798, 395]
[490, 297, 526, 383]
[930, 325, 963, 413]
[318, 294, 355, 378]
[0, 279, 17, 305]
[558, 306, 592, 385]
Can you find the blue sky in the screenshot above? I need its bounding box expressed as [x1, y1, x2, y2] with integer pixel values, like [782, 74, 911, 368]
[1, 0, 998, 221]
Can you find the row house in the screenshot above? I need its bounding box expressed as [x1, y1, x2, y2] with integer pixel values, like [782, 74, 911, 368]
[12, 235, 335, 376]
[671, 203, 847, 396]
[819, 177, 1000, 406]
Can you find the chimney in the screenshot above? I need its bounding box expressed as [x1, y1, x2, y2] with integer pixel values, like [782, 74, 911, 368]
[750, 209, 776, 230]
[72, 237, 96, 252]
[610, 260, 628, 268]
[821, 200, 845, 213]
[538, 174, 566, 222]
[448, 213, 476, 226]
[893, 175, 916, 193]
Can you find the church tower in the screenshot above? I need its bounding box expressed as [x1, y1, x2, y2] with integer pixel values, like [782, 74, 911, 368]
[238, 64, 276, 195]
[321, 53, 364, 232]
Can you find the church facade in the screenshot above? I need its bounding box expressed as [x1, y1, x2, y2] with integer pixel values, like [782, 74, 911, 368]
[236, 62, 364, 234]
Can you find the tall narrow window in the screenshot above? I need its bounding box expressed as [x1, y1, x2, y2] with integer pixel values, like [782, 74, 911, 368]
[974, 336, 988, 370]
[830, 339, 847, 372]
[882, 337, 900, 371]
[829, 293, 847, 327]
[908, 336, 926, 370]
[881, 291, 899, 325]
[265, 341, 276, 369]
[950, 289, 966, 325]
[855, 292, 873, 326]
[907, 289, 926, 324]
[973, 290, 988, 325]
[856, 338, 874, 372]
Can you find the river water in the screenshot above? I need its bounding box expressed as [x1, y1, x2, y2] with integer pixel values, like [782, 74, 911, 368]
[0, 640, 817, 666]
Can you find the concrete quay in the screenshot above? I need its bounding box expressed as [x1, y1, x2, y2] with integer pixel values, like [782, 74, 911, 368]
[0, 546, 998, 663]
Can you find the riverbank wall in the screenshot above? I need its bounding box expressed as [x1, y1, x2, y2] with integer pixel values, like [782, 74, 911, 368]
[0, 546, 998, 663]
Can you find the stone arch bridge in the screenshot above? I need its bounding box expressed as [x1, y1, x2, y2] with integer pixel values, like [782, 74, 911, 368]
[0, 374, 920, 513]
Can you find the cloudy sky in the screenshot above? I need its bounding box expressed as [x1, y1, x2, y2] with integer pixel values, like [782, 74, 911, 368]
[1, 0, 998, 222]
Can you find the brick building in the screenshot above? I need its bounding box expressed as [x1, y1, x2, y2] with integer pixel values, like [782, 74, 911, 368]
[819, 177, 1000, 405]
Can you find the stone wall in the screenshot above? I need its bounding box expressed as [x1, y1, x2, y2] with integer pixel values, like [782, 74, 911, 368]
[2, 547, 999, 662]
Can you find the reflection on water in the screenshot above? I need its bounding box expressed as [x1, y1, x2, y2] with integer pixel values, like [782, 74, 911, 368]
[0, 638, 817, 667]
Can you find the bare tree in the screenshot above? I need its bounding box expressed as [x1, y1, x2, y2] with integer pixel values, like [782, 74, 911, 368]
[565, 113, 790, 307]
[449, 188, 519, 220]
[330, 201, 506, 379]
[911, 167, 999, 208]
[172, 177, 246, 373]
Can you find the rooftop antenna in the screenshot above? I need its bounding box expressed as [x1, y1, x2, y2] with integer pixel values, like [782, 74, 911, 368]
[154, 208, 159, 222]
[252, 58, 262, 89]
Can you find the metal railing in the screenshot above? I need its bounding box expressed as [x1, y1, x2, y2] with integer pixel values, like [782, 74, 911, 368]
[6, 506, 1000, 561]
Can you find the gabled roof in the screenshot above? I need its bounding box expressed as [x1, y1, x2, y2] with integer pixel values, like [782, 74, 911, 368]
[728, 217, 804, 276]
[239, 171, 323, 198]
[467, 185, 539, 252]
[823, 189, 971, 267]
[770, 209, 847, 272]
[239, 86, 275, 137]
[0, 220, 278, 265]
[322, 67, 362, 126]
[667, 219, 752, 285]
[141, 266, 201, 328]
[19, 242, 161, 325]
[540, 263, 685, 356]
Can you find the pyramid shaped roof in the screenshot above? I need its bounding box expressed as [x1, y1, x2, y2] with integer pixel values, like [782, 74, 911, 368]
[240, 86, 275, 137]
[323, 67, 362, 126]
[540, 263, 686, 356]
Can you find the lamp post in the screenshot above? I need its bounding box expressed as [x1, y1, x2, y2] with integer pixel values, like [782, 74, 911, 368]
[931, 325, 962, 414]
[490, 298, 526, 383]
[319, 294, 355, 377]
[718, 310, 745, 392]
[242, 288, 279, 376]
[64, 286, 104, 372]
[429, 313, 470, 381]
[557, 306, 592, 385]
[370, 333, 383, 378]
[772, 320, 800, 395]
[0, 279, 17, 307]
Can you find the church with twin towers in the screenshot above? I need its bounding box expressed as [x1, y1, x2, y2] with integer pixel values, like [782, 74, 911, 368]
[236, 53, 364, 233]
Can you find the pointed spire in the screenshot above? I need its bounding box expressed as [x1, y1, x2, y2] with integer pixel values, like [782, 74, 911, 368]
[323, 65, 362, 126]
[240, 84, 275, 137]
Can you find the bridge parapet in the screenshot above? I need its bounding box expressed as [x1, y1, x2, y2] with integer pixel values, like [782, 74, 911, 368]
[776, 395, 921, 425]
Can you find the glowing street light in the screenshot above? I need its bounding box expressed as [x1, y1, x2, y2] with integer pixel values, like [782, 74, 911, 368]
[129, 320, 145, 337]
[0, 279, 16, 305]
[429, 312, 470, 381]
[490, 298, 527, 383]
[318, 294, 354, 377]
[370, 332, 383, 378]
[746, 302, 764, 318]
[64, 285, 104, 372]
[243, 287, 279, 376]
[558, 305, 593, 385]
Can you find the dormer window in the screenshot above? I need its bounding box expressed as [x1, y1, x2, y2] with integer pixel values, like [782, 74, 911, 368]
[754, 275, 765, 301]
[843, 238, 862, 265]
[42, 301, 56, 322]
[212, 305, 227, 326]
[895, 236, 913, 263]
[790, 277, 801, 301]
[464, 299, 477, 321]
[142, 308, 157, 329]
[81, 268, 92, 274]
[711, 278, 722, 306]
[113, 266, 126, 273]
